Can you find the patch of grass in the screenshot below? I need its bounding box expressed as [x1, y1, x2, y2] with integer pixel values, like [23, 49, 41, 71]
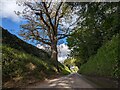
[79, 34, 119, 79]
[2, 44, 70, 88]
[60, 65, 71, 75]
[2, 45, 50, 80]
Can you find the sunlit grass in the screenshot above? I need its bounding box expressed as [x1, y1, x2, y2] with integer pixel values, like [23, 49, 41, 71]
[2, 28, 71, 88]
[2, 45, 70, 88]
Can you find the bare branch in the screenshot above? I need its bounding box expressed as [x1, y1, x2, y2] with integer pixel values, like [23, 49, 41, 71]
[55, 2, 63, 26]
[24, 2, 40, 11]
[31, 30, 51, 45]
[42, 3, 53, 25]
[47, 0, 52, 8]
[42, 2, 55, 35]
[56, 5, 69, 28]
[37, 38, 51, 45]
[35, 11, 50, 29]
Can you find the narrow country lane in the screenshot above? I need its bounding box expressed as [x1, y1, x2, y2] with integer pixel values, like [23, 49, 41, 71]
[27, 73, 100, 89]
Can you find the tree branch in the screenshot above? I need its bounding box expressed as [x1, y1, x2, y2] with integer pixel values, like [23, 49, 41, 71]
[55, 2, 63, 26]
[35, 11, 50, 29]
[58, 34, 71, 40]
[56, 5, 69, 28]
[24, 2, 52, 41]
[47, 1, 52, 8]
[24, 2, 41, 11]
[31, 30, 51, 45]
[37, 38, 51, 45]
[42, 2, 56, 35]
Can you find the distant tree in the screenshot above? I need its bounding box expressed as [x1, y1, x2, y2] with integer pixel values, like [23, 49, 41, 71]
[16, 0, 80, 71]
[64, 58, 76, 69]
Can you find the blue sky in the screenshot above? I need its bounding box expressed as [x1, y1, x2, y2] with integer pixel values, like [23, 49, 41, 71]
[0, 18, 37, 46]
[1, 18, 20, 36]
[0, 18, 67, 46]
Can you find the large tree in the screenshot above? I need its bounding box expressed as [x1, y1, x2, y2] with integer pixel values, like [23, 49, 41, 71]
[16, 0, 79, 71]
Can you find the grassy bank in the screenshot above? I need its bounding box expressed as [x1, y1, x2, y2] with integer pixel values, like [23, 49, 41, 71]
[1, 27, 70, 88]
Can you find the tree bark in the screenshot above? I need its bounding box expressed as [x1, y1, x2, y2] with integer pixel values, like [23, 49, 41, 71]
[51, 39, 60, 72]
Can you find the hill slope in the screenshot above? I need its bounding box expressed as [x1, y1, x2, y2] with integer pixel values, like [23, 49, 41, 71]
[2, 27, 50, 60]
[1, 27, 70, 88]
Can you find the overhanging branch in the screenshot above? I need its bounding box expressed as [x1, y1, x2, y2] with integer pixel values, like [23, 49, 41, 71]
[42, 2, 55, 34]
[31, 31, 51, 45]
[58, 34, 71, 40]
[55, 2, 63, 26]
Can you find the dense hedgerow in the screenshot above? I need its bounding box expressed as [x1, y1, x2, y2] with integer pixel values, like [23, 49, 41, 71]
[79, 34, 119, 79]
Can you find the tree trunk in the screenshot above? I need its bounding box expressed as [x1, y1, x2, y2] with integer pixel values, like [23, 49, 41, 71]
[51, 40, 60, 72]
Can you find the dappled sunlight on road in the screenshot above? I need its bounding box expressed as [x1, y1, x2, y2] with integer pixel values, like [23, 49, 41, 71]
[47, 76, 73, 88]
[27, 73, 99, 88]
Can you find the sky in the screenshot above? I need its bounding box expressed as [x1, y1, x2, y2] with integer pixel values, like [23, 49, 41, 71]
[0, 0, 71, 62]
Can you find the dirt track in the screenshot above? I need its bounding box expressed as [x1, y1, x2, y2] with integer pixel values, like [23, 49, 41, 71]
[27, 73, 99, 89]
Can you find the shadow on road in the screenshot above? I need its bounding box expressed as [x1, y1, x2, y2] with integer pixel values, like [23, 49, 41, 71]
[27, 73, 100, 89]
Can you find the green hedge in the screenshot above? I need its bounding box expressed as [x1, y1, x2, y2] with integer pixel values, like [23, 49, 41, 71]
[79, 34, 119, 79]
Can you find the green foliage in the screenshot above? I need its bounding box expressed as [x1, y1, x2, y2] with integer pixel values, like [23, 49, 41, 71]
[60, 65, 71, 75]
[79, 34, 119, 79]
[70, 66, 79, 73]
[64, 58, 76, 68]
[67, 2, 119, 64]
[64, 58, 79, 73]
[67, 28, 103, 64]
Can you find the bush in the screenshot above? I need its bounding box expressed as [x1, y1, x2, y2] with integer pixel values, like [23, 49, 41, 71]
[79, 34, 119, 79]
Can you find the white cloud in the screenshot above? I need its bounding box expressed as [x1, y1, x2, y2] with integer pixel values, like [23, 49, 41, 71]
[58, 44, 70, 57]
[58, 56, 67, 63]
[36, 43, 71, 63]
[57, 43, 71, 62]
[0, 0, 24, 22]
[36, 44, 46, 50]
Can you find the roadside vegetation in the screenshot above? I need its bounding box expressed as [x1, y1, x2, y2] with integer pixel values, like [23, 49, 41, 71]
[2, 28, 70, 88]
[64, 58, 79, 73]
[1, 1, 119, 88]
[79, 34, 119, 79]
[67, 2, 119, 83]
